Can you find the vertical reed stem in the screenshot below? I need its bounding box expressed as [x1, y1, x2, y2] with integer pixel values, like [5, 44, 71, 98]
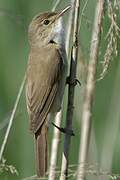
[60, 0, 80, 179]
[77, 1, 105, 179]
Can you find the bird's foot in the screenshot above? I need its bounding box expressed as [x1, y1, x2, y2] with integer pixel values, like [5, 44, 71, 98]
[66, 76, 81, 86]
[52, 122, 75, 136]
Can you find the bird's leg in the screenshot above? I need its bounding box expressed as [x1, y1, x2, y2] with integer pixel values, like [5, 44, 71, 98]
[52, 122, 75, 136]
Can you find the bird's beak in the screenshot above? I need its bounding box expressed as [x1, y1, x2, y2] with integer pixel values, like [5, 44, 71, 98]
[57, 6, 71, 19]
[53, 5, 71, 23]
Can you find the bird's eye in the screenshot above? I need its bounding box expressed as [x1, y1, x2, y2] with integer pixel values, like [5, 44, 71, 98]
[43, 19, 50, 25]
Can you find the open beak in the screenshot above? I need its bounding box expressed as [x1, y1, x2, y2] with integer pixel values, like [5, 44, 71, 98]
[53, 5, 71, 23]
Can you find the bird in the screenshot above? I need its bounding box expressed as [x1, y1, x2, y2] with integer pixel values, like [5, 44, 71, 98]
[25, 6, 70, 177]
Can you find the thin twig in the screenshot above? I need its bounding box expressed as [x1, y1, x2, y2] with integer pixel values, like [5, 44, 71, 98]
[77, 0, 105, 180]
[60, 0, 80, 179]
[0, 75, 26, 162]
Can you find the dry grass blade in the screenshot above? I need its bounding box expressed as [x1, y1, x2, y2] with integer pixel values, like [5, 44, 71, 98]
[77, 0, 105, 180]
[0, 75, 26, 162]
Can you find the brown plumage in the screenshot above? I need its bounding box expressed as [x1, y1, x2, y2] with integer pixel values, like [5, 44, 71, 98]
[26, 6, 70, 177]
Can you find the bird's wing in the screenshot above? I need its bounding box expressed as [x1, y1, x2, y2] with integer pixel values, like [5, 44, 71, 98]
[26, 47, 63, 133]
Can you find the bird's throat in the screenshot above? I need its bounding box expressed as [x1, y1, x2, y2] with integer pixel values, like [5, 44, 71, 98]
[52, 17, 65, 47]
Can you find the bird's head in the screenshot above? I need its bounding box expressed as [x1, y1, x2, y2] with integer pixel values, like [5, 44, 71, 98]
[28, 6, 71, 48]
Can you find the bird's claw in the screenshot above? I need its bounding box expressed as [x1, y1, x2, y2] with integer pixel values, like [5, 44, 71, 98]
[66, 76, 81, 86]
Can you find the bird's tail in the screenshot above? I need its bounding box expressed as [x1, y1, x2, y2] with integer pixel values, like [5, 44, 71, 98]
[35, 124, 48, 177]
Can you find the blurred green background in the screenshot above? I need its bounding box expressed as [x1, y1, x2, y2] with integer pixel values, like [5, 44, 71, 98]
[0, 0, 120, 179]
